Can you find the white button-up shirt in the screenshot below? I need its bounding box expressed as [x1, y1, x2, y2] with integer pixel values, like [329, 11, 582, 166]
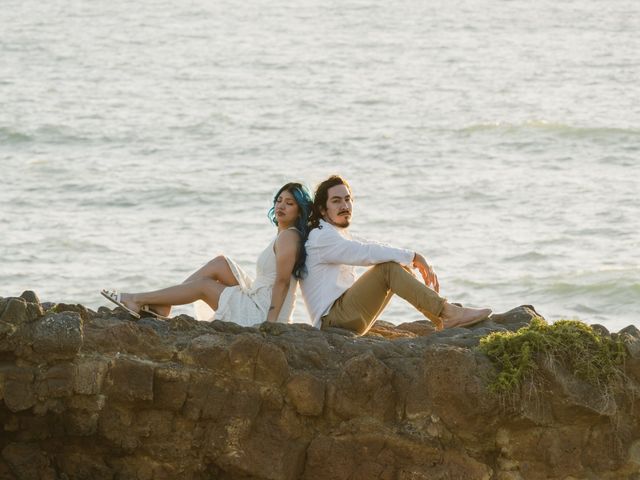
[301, 220, 415, 328]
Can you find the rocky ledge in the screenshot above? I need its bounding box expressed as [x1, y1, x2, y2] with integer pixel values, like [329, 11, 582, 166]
[1, 292, 640, 480]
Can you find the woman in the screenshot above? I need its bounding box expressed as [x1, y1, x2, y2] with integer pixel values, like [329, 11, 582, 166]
[101, 182, 313, 325]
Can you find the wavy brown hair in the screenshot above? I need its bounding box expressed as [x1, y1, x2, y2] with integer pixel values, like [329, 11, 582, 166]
[309, 175, 352, 229]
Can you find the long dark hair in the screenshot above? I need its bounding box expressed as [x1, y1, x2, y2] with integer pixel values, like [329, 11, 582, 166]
[309, 175, 352, 229]
[267, 182, 313, 278]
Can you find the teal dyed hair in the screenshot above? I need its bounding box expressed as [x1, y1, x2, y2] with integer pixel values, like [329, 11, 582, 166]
[267, 182, 313, 278]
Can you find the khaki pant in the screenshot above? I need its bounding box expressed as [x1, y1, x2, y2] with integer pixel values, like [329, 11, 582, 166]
[321, 262, 446, 335]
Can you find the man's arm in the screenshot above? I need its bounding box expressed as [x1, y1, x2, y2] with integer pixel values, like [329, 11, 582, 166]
[314, 227, 414, 267]
[311, 227, 440, 292]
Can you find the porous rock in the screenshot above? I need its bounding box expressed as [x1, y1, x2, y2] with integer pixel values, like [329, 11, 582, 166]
[0, 297, 639, 480]
[32, 312, 83, 360]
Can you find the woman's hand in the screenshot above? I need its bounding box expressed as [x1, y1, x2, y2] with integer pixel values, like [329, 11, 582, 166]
[413, 253, 440, 293]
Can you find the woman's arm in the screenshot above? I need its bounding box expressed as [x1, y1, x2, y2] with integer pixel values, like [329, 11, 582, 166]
[266, 229, 300, 323]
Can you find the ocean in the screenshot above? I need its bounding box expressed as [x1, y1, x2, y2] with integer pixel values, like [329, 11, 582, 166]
[1, 0, 639, 331]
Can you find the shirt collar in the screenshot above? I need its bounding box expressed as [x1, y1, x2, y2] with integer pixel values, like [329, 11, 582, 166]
[319, 219, 350, 237]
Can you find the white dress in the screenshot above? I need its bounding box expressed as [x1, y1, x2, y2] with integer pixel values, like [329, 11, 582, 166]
[194, 229, 298, 325]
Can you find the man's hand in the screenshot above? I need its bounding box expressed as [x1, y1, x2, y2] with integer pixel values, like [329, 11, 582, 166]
[413, 253, 440, 293]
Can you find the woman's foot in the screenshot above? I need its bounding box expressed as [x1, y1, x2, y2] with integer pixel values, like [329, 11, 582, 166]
[145, 304, 172, 317]
[118, 293, 143, 314]
[114, 292, 171, 317]
[100, 289, 141, 319]
[440, 302, 492, 329]
[140, 304, 172, 320]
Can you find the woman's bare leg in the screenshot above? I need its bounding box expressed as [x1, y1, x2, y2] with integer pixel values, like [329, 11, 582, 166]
[183, 255, 239, 285]
[121, 277, 227, 314]
[139, 256, 239, 316]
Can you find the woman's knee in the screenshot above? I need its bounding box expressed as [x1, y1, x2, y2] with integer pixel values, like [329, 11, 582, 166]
[204, 255, 227, 276]
[207, 255, 226, 267]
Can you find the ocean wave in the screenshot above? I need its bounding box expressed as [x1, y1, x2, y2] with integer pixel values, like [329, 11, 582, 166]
[457, 121, 640, 141]
[504, 251, 548, 262]
[457, 271, 640, 298]
[0, 125, 91, 145]
[0, 124, 144, 145]
[0, 127, 32, 144]
[502, 272, 640, 314]
[5, 237, 116, 255]
[76, 184, 227, 209]
[540, 280, 640, 298]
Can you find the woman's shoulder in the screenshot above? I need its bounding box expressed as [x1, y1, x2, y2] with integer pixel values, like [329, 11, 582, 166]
[273, 229, 301, 258]
[277, 227, 302, 238]
[275, 228, 302, 246]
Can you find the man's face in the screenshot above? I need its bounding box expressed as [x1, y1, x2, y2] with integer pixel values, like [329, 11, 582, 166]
[321, 184, 353, 228]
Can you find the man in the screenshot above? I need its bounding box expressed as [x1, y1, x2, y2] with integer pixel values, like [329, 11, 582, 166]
[300, 175, 492, 335]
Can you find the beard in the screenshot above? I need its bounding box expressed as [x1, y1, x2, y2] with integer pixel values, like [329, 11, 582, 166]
[331, 213, 351, 228]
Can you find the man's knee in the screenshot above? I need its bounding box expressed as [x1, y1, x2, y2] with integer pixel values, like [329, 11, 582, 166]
[371, 261, 406, 277]
[372, 261, 399, 271]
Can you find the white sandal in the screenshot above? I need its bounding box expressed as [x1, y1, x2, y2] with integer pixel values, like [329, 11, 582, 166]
[100, 289, 141, 319]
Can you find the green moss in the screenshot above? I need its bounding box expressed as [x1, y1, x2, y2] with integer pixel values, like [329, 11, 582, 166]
[478, 317, 626, 394]
[43, 303, 59, 315]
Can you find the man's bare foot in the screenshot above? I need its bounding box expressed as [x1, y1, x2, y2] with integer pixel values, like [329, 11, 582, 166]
[440, 302, 492, 329]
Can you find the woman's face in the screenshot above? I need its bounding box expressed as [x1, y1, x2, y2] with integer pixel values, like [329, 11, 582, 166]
[274, 189, 299, 227]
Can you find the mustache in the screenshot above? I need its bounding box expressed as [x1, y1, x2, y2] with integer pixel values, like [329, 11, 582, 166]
[338, 210, 351, 216]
